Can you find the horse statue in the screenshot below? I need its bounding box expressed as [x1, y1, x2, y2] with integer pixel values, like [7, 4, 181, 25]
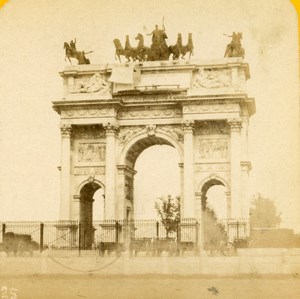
[113, 38, 126, 63]
[180, 33, 194, 59]
[124, 35, 139, 62]
[113, 36, 138, 63]
[224, 32, 245, 59]
[63, 42, 92, 65]
[135, 33, 149, 61]
[168, 33, 182, 60]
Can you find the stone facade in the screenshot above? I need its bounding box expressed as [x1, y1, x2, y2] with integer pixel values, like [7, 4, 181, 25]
[53, 58, 255, 229]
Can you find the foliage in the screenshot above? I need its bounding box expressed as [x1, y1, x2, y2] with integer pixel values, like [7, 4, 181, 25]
[250, 194, 281, 229]
[154, 195, 180, 238]
[203, 205, 227, 249]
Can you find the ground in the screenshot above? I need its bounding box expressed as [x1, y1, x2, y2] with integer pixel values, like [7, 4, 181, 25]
[1, 274, 300, 299]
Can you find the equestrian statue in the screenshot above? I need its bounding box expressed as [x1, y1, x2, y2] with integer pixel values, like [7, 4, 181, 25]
[64, 38, 93, 65]
[224, 32, 245, 59]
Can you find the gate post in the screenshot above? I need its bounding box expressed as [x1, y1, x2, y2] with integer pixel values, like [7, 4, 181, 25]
[2, 223, 6, 241]
[195, 221, 199, 255]
[78, 222, 82, 256]
[40, 223, 44, 253]
[115, 221, 119, 243]
[156, 221, 159, 239]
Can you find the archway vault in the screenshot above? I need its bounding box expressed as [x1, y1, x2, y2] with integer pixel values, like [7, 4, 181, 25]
[75, 179, 105, 197]
[119, 131, 184, 167]
[198, 175, 230, 195]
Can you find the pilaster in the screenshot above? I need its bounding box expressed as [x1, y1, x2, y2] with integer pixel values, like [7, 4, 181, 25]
[60, 124, 72, 220]
[182, 120, 195, 218]
[228, 119, 242, 218]
[104, 123, 119, 219]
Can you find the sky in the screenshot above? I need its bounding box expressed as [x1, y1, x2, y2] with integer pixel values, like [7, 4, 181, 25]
[0, 0, 299, 226]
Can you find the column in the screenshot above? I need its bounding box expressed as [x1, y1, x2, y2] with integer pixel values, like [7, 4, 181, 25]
[240, 115, 251, 220]
[182, 120, 195, 218]
[116, 165, 127, 220]
[60, 124, 72, 220]
[228, 119, 242, 218]
[104, 123, 118, 220]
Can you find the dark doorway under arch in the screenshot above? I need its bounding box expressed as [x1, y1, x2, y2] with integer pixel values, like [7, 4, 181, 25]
[79, 182, 102, 249]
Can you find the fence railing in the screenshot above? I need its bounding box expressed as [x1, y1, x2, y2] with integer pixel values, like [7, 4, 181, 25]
[1, 218, 299, 257]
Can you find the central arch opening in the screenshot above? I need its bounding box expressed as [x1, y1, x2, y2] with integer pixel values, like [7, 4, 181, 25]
[134, 145, 180, 219]
[123, 135, 182, 220]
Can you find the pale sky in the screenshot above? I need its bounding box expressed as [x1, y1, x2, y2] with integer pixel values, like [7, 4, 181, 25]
[0, 0, 299, 225]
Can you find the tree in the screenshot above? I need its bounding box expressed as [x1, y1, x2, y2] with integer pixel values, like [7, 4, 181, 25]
[250, 194, 281, 229]
[154, 195, 180, 238]
[202, 205, 227, 249]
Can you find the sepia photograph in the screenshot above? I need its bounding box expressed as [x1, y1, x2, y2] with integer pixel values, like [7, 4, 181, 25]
[0, 0, 299, 298]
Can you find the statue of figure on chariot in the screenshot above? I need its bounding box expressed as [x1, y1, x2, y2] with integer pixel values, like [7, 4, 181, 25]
[112, 18, 194, 63]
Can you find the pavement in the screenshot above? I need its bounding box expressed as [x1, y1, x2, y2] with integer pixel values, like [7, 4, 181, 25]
[1, 274, 300, 299]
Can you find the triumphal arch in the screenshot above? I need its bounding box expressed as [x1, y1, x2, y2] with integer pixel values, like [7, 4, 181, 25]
[53, 32, 255, 246]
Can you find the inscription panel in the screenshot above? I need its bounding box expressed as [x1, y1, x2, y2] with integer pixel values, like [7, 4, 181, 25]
[74, 166, 105, 175]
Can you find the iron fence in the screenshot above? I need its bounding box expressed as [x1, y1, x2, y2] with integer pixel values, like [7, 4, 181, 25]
[2, 217, 298, 256]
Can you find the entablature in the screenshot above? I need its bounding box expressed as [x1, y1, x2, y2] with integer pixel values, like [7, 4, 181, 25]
[57, 58, 252, 101]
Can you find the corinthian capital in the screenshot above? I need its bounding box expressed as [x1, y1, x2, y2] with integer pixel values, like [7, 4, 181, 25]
[104, 122, 119, 134]
[227, 119, 242, 131]
[182, 120, 195, 132]
[60, 124, 72, 137]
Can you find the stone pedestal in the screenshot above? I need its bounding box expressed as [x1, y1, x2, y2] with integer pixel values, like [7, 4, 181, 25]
[55, 221, 78, 248]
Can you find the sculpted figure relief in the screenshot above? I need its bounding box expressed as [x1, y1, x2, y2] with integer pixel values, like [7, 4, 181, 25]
[78, 143, 106, 162]
[199, 139, 228, 159]
[193, 68, 231, 89]
[74, 73, 111, 94]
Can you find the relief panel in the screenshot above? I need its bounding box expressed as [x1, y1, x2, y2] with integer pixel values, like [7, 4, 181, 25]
[78, 143, 106, 162]
[198, 138, 228, 159]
